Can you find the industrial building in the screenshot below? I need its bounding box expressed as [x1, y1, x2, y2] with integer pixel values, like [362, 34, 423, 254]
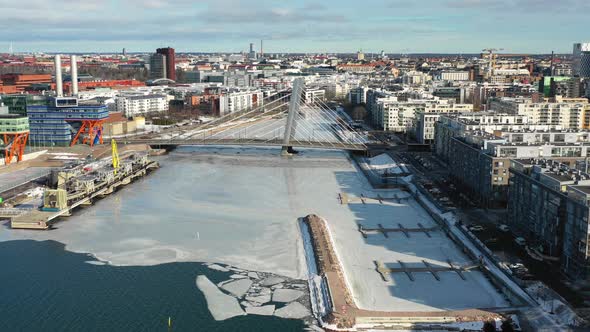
[22, 54, 109, 146]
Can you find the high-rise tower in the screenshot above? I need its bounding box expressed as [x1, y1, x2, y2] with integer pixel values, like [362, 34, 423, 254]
[573, 43, 590, 77]
[156, 47, 176, 81]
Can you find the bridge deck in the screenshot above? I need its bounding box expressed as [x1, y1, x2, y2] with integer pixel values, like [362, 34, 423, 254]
[121, 138, 367, 151]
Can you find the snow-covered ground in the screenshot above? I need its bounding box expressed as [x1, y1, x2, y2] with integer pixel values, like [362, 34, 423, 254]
[364, 153, 408, 175]
[0, 146, 507, 313]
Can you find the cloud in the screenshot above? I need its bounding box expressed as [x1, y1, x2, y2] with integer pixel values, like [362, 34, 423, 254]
[446, 0, 590, 12]
[0, 0, 585, 53]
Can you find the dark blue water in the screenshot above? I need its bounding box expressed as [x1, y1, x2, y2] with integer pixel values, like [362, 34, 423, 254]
[0, 240, 307, 332]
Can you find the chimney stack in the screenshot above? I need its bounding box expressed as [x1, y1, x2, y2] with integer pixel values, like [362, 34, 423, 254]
[70, 55, 78, 96]
[54, 55, 63, 97]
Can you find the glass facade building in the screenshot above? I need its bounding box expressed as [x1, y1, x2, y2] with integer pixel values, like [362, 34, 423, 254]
[27, 97, 109, 146]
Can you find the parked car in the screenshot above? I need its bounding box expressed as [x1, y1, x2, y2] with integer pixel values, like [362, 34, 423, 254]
[469, 225, 485, 232]
[515, 237, 526, 246]
[498, 224, 510, 232]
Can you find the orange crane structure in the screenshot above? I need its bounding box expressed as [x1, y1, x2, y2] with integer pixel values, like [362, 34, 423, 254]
[69, 119, 105, 147]
[0, 114, 30, 165]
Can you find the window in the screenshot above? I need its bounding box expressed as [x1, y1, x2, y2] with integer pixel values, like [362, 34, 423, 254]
[561, 147, 582, 157]
[555, 134, 565, 142]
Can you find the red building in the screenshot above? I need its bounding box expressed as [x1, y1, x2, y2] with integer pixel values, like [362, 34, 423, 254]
[49, 79, 145, 94]
[156, 47, 176, 81]
[1, 74, 52, 92]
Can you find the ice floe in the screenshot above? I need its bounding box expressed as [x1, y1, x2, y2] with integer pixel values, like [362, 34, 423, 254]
[220, 278, 253, 298]
[274, 302, 310, 319]
[246, 305, 275, 316]
[196, 275, 245, 321]
[272, 289, 304, 303]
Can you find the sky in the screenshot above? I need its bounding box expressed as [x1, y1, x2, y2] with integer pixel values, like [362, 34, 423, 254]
[1, 0, 588, 54]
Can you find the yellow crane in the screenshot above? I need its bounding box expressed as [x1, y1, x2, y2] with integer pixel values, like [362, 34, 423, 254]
[111, 139, 120, 174]
[482, 48, 504, 78]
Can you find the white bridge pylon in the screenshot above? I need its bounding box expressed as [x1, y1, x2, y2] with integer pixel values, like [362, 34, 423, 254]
[132, 80, 368, 152]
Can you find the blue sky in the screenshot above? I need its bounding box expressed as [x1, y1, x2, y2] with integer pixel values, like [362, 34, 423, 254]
[1, 0, 588, 54]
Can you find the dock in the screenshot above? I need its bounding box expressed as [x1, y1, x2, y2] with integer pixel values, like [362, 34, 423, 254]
[358, 223, 437, 238]
[9, 154, 159, 230]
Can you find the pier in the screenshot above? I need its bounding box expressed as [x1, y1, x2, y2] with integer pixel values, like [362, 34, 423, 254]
[302, 214, 504, 330]
[8, 153, 159, 230]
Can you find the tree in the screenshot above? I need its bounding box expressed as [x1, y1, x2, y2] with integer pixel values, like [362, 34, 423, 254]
[483, 321, 496, 332]
[352, 105, 367, 121]
[500, 320, 515, 332]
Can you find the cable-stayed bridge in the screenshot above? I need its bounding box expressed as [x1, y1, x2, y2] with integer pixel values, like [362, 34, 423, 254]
[121, 79, 368, 153]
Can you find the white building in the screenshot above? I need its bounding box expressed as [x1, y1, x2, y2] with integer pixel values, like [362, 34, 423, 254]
[219, 89, 264, 115]
[413, 103, 475, 144]
[303, 88, 326, 104]
[440, 71, 470, 82]
[378, 99, 473, 133]
[115, 94, 169, 117]
[402, 71, 432, 85]
[488, 97, 590, 130]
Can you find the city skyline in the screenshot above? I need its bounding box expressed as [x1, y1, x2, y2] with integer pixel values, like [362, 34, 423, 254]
[1, 0, 589, 54]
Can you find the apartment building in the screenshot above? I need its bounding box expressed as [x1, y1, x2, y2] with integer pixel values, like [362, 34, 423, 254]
[218, 89, 264, 115]
[488, 97, 590, 130]
[434, 113, 590, 207]
[509, 159, 590, 280]
[115, 94, 168, 117]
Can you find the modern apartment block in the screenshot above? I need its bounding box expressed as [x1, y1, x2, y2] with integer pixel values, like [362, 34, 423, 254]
[218, 89, 264, 116]
[488, 97, 590, 130]
[411, 104, 474, 144]
[115, 94, 169, 117]
[369, 94, 473, 134]
[434, 113, 590, 207]
[509, 159, 590, 280]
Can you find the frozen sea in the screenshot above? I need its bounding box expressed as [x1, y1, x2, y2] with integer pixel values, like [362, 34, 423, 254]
[0, 146, 509, 330]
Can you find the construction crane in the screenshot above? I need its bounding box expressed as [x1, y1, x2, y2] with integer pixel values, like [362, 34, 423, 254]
[482, 48, 504, 78]
[111, 139, 120, 174]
